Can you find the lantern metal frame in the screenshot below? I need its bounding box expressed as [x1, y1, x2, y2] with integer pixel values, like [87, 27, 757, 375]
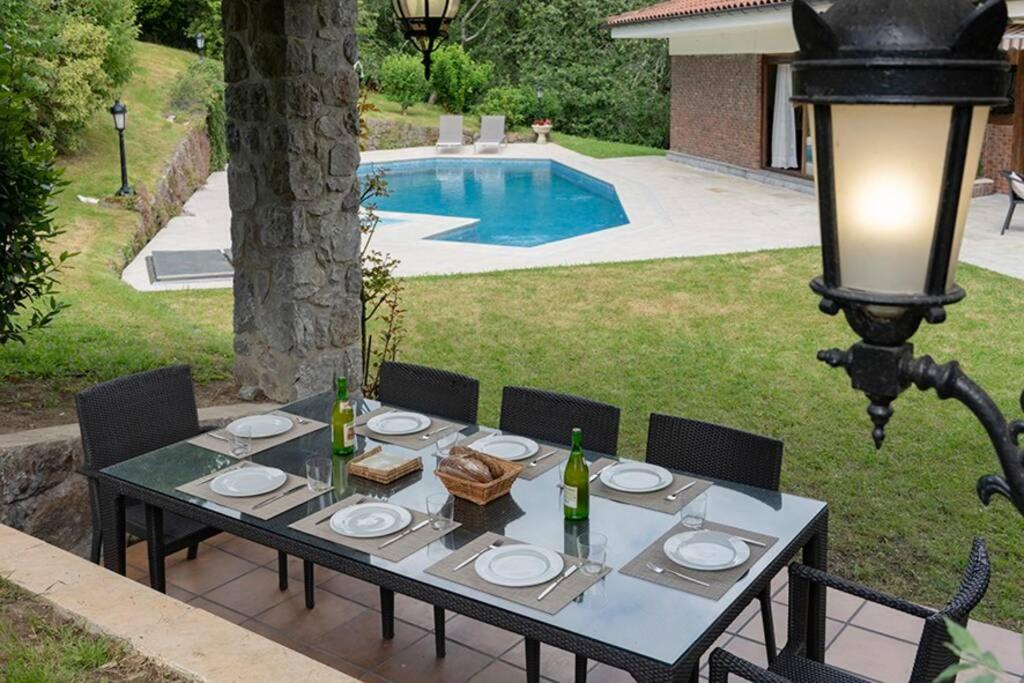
[793, 0, 1024, 515]
[392, 0, 458, 79]
[109, 100, 132, 197]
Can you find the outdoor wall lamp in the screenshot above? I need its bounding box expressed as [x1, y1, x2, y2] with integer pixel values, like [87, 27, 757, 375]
[109, 100, 132, 197]
[392, 0, 461, 79]
[792, 0, 1024, 515]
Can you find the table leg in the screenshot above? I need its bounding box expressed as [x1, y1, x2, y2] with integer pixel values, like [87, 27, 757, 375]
[100, 487, 126, 575]
[802, 512, 829, 662]
[277, 551, 289, 590]
[145, 504, 166, 593]
[433, 606, 446, 658]
[304, 560, 315, 609]
[574, 654, 588, 682]
[525, 638, 540, 683]
[380, 587, 395, 640]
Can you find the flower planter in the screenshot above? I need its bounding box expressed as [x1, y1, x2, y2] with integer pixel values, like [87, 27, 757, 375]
[532, 124, 552, 144]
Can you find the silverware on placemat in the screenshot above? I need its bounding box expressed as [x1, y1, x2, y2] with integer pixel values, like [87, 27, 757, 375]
[253, 483, 306, 510]
[196, 462, 248, 485]
[735, 535, 767, 548]
[206, 430, 230, 442]
[589, 463, 616, 483]
[538, 563, 580, 601]
[646, 561, 710, 587]
[379, 518, 431, 548]
[454, 539, 504, 571]
[420, 424, 456, 440]
[528, 449, 558, 468]
[665, 481, 697, 501]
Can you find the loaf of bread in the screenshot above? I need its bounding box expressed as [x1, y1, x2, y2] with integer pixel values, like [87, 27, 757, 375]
[437, 454, 493, 483]
[448, 446, 506, 479]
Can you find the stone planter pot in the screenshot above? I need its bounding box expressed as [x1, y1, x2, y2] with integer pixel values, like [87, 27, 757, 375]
[532, 124, 553, 144]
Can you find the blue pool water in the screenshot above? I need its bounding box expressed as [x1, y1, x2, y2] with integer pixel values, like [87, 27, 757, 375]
[359, 159, 628, 247]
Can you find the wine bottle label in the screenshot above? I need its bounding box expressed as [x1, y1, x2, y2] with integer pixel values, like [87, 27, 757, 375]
[564, 486, 578, 509]
[344, 422, 355, 447]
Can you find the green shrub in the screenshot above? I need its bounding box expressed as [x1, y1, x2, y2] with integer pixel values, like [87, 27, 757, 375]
[429, 45, 492, 113]
[476, 85, 534, 127]
[0, 47, 73, 345]
[185, 0, 224, 60]
[136, 0, 206, 50]
[380, 53, 428, 113]
[170, 59, 227, 170]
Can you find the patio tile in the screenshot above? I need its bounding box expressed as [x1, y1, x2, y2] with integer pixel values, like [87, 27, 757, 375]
[721, 634, 769, 669]
[771, 571, 789, 600]
[969, 619, 1024, 676]
[725, 601, 760, 635]
[776, 585, 864, 622]
[243, 619, 367, 678]
[827, 624, 917, 681]
[320, 571, 382, 607]
[372, 636, 492, 683]
[468, 660, 557, 682]
[130, 573, 195, 603]
[255, 589, 368, 641]
[217, 535, 281, 566]
[202, 567, 303, 617]
[267, 554, 339, 586]
[699, 631, 734, 672]
[738, 601, 846, 650]
[163, 546, 259, 594]
[587, 663, 635, 682]
[500, 641, 596, 683]
[319, 609, 428, 670]
[394, 593, 453, 631]
[125, 540, 187, 571]
[850, 601, 924, 644]
[444, 615, 523, 657]
[187, 596, 248, 625]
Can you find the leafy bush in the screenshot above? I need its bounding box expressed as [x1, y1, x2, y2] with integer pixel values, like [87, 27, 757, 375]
[185, 0, 224, 60]
[136, 0, 206, 50]
[0, 48, 73, 345]
[170, 59, 227, 170]
[476, 85, 534, 127]
[429, 45, 492, 113]
[380, 53, 429, 113]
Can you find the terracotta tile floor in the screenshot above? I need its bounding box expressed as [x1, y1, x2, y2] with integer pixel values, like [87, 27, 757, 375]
[124, 536, 1024, 683]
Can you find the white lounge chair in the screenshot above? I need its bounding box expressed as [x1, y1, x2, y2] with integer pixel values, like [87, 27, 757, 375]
[436, 115, 464, 152]
[474, 115, 506, 153]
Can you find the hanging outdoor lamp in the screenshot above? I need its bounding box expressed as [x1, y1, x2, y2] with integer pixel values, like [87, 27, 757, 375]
[392, 0, 461, 79]
[793, 0, 1024, 515]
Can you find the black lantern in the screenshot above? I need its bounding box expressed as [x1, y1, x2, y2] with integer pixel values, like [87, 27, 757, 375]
[195, 32, 206, 58]
[392, 0, 461, 79]
[794, 0, 1024, 515]
[109, 100, 132, 197]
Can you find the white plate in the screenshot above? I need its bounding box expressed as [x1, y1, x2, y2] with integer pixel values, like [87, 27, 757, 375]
[210, 467, 287, 498]
[226, 414, 293, 439]
[475, 544, 565, 587]
[599, 462, 674, 493]
[472, 435, 539, 461]
[366, 411, 431, 436]
[663, 530, 751, 572]
[330, 502, 413, 538]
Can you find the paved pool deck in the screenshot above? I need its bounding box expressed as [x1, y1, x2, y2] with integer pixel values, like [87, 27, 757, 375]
[122, 142, 1024, 290]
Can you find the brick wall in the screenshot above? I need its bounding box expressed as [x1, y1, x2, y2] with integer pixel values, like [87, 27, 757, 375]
[670, 54, 763, 170]
[981, 123, 1013, 194]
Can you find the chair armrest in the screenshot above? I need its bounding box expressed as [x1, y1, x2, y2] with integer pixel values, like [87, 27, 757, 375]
[1001, 170, 1016, 180]
[789, 563, 934, 619]
[708, 649, 792, 683]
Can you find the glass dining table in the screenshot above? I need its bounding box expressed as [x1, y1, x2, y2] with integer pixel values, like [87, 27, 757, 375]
[91, 392, 829, 683]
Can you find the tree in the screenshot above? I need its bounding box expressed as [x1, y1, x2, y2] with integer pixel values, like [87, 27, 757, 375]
[0, 47, 73, 345]
[429, 44, 492, 113]
[380, 53, 428, 113]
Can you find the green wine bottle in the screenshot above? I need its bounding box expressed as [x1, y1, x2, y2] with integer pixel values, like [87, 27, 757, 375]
[331, 376, 355, 457]
[563, 427, 589, 520]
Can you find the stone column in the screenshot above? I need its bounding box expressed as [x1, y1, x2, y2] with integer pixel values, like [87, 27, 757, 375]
[223, 0, 362, 401]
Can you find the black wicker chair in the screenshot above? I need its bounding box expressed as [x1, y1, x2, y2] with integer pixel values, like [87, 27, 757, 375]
[708, 538, 991, 683]
[999, 170, 1024, 235]
[379, 361, 480, 424]
[647, 413, 784, 664]
[499, 386, 622, 683]
[76, 365, 300, 598]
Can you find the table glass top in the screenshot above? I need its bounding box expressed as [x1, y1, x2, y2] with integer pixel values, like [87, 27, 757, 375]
[102, 392, 826, 666]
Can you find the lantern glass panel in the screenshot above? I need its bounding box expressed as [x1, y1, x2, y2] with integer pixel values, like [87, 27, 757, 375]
[947, 106, 990, 290]
[113, 110, 126, 131]
[395, 0, 460, 19]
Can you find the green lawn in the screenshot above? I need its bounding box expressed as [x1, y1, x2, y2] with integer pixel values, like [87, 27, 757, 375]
[549, 132, 665, 159]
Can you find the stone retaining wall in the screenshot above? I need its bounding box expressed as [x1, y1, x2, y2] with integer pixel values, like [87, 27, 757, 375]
[364, 117, 534, 151]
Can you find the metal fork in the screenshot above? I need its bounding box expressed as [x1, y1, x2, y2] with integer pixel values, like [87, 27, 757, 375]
[195, 462, 250, 485]
[646, 561, 710, 587]
[454, 539, 504, 571]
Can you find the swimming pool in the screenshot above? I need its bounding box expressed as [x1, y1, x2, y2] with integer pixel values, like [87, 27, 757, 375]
[359, 159, 628, 247]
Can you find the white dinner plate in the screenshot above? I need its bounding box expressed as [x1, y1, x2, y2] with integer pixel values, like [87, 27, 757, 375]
[226, 414, 293, 439]
[663, 530, 751, 572]
[472, 434, 539, 461]
[599, 462, 674, 493]
[475, 544, 565, 587]
[210, 467, 287, 498]
[366, 411, 431, 436]
[330, 502, 413, 538]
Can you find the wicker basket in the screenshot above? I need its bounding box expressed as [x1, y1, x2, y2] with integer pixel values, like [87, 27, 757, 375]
[348, 446, 422, 485]
[435, 451, 522, 505]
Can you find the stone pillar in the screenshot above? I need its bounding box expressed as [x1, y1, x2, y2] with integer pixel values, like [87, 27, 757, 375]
[223, 0, 362, 401]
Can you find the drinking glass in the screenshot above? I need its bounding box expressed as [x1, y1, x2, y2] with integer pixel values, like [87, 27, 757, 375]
[305, 457, 333, 493]
[577, 531, 607, 576]
[426, 492, 454, 530]
[229, 425, 252, 458]
[680, 492, 708, 530]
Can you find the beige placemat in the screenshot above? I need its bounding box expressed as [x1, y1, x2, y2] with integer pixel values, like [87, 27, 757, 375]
[425, 532, 610, 615]
[619, 522, 777, 601]
[356, 406, 466, 451]
[176, 463, 325, 521]
[455, 432, 569, 481]
[589, 458, 713, 514]
[188, 411, 328, 458]
[289, 494, 461, 562]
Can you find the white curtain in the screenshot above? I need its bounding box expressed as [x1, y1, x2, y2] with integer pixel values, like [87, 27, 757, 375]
[771, 64, 799, 170]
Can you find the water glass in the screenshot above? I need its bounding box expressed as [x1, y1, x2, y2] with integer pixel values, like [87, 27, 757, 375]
[305, 457, 333, 493]
[680, 492, 709, 530]
[229, 426, 252, 458]
[426, 492, 454, 531]
[576, 531, 608, 576]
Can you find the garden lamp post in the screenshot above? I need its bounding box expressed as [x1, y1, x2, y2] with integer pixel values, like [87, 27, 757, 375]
[195, 32, 205, 59]
[392, 0, 461, 79]
[792, 0, 1024, 515]
[109, 100, 132, 197]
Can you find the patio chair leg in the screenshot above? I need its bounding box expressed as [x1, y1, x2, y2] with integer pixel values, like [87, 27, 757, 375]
[380, 588, 395, 640]
[525, 637, 540, 683]
[575, 654, 587, 682]
[90, 530, 102, 564]
[304, 560, 315, 609]
[186, 543, 199, 560]
[1003, 202, 1017, 235]
[277, 551, 288, 590]
[433, 606, 446, 658]
[144, 504, 166, 593]
[759, 587, 777, 664]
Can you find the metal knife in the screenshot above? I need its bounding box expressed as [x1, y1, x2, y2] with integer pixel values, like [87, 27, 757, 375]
[378, 518, 431, 548]
[538, 563, 580, 601]
[735, 535, 767, 548]
[253, 483, 306, 510]
[589, 462, 616, 483]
